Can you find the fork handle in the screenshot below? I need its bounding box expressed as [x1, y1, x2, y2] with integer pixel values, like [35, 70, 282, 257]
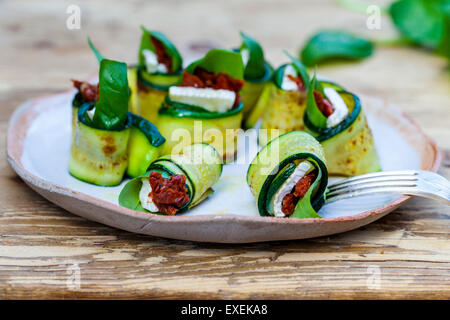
[416, 170, 450, 205]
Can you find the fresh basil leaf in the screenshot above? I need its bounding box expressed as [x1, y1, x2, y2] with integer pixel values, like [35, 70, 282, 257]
[88, 37, 104, 63]
[128, 112, 165, 147]
[185, 48, 244, 80]
[300, 31, 373, 66]
[139, 26, 183, 73]
[240, 31, 266, 79]
[290, 159, 322, 219]
[389, 0, 445, 48]
[437, 11, 450, 59]
[118, 176, 147, 212]
[92, 59, 130, 130]
[284, 50, 310, 89]
[306, 72, 328, 128]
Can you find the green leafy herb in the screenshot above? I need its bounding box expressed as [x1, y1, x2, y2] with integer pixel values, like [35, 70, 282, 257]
[185, 48, 244, 80]
[128, 112, 165, 147]
[306, 72, 328, 129]
[91, 58, 130, 130]
[118, 170, 171, 213]
[139, 26, 183, 73]
[88, 37, 104, 63]
[437, 12, 450, 59]
[389, 0, 445, 49]
[118, 175, 148, 212]
[300, 31, 374, 66]
[239, 31, 266, 79]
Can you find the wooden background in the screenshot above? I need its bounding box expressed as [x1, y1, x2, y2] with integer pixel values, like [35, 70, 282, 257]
[0, 0, 449, 299]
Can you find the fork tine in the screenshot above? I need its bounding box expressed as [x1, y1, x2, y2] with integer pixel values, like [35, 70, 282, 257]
[326, 186, 419, 203]
[328, 175, 418, 192]
[329, 170, 418, 188]
[327, 181, 418, 198]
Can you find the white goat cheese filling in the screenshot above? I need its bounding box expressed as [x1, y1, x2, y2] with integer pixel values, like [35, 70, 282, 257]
[241, 48, 250, 67]
[324, 87, 348, 128]
[169, 86, 236, 113]
[86, 107, 96, 120]
[142, 49, 168, 74]
[271, 161, 314, 217]
[139, 178, 158, 212]
[280, 64, 299, 91]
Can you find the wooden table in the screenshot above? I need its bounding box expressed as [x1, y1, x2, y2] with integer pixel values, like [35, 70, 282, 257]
[1, 0, 449, 299]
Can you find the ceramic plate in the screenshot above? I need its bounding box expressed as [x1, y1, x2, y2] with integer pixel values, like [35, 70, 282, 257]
[7, 90, 441, 243]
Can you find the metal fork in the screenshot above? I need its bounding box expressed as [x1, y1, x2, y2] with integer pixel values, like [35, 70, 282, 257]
[325, 170, 450, 205]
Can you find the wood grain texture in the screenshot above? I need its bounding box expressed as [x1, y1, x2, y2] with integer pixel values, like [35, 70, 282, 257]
[0, 0, 449, 299]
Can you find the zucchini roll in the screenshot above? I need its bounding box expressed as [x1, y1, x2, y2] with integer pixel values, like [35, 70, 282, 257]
[246, 52, 310, 146]
[235, 32, 272, 121]
[69, 40, 165, 185]
[304, 74, 381, 176]
[119, 143, 222, 215]
[157, 49, 245, 162]
[137, 27, 183, 123]
[69, 57, 131, 186]
[247, 131, 328, 218]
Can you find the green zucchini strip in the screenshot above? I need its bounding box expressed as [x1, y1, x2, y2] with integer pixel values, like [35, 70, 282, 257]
[138, 67, 182, 90]
[128, 112, 165, 147]
[247, 131, 328, 218]
[159, 97, 244, 119]
[304, 85, 381, 175]
[126, 112, 166, 178]
[69, 105, 131, 186]
[119, 143, 223, 214]
[157, 97, 244, 162]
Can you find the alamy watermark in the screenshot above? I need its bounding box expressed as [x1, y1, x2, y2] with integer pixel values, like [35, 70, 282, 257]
[366, 5, 381, 30]
[66, 263, 81, 290]
[366, 265, 381, 289]
[66, 4, 81, 30]
[166, 124, 282, 173]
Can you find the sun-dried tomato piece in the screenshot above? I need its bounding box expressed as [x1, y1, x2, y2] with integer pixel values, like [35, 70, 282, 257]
[178, 67, 245, 107]
[151, 36, 173, 73]
[313, 91, 334, 117]
[281, 193, 296, 215]
[71, 79, 98, 102]
[195, 68, 216, 83]
[281, 171, 317, 216]
[178, 71, 205, 88]
[293, 172, 316, 198]
[287, 74, 305, 91]
[148, 171, 190, 215]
